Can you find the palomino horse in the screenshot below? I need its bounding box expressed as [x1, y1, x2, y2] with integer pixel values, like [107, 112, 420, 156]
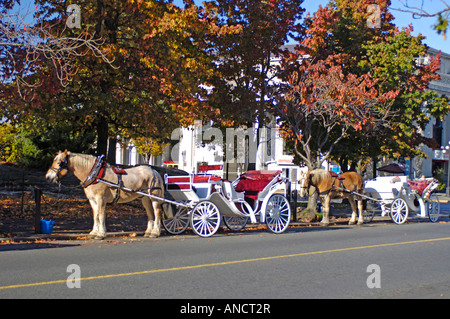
[299, 169, 364, 226]
[45, 150, 169, 239]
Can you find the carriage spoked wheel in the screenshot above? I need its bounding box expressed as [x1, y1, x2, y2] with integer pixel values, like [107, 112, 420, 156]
[427, 194, 440, 223]
[190, 201, 221, 237]
[363, 199, 381, 223]
[265, 194, 291, 234]
[390, 198, 409, 224]
[223, 216, 248, 231]
[223, 201, 252, 231]
[162, 204, 190, 235]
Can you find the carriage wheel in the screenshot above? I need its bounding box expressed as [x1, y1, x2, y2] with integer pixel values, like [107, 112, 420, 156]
[390, 198, 409, 224]
[162, 205, 190, 235]
[363, 199, 381, 223]
[223, 216, 249, 231]
[191, 201, 221, 237]
[265, 194, 291, 234]
[223, 202, 251, 231]
[427, 194, 440, 223]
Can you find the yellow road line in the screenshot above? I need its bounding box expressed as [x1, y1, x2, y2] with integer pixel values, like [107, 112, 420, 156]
[1, 236, 450, 291]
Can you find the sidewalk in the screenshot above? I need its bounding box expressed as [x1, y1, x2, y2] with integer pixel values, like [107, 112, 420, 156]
[434, 192, 450, 203]
[2, 194, 449, 243]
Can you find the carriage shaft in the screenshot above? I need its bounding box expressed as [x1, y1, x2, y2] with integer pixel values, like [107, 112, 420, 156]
[97, 179, 190, 208]
[332, 186, 384, 203]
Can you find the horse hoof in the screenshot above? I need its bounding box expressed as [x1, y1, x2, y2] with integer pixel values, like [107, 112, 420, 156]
[144, 232, 159, 238]
[90, 232, 106, 240]
[348, 220, 356, 225]
[320, 222, 329, 227]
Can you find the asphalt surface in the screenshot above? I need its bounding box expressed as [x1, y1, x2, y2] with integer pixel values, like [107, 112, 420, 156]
[0, 215, 449, 300]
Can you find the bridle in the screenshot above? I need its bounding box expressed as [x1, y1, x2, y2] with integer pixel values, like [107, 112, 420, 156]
[299, 172, 312, 188]
[49, 155, 69, 180]
[299, 173, 331, 196]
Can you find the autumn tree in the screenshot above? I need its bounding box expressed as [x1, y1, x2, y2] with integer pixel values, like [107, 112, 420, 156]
[205, 0, 304, 128]
[0, 0, 113, 95]
[279, 0, 449, 172]
[359, 28, 449, 160]
[277, 58, 397, 171]
[276, 1, 395, 169]
[1, 0, 230, 161]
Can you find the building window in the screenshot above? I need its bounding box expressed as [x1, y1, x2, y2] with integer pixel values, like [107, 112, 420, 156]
[433, 117, 443, 147]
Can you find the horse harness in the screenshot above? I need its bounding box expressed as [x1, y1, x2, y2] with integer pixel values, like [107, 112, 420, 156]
[81, 155, 127, 204]
[327, 171, 347, 195]
[305, 171, 347, 196]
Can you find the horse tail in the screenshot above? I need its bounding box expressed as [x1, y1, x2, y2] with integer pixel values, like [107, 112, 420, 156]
[353, 172, 364, 197]
[148, 168, 164, 197]
[357, 173, 364, 194]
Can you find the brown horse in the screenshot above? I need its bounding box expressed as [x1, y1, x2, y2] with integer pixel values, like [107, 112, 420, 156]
[299, 169, 364, 226]
[45, 150, 169, 239]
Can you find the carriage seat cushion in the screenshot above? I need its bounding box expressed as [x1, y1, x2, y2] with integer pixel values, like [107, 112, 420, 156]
[408, 180, 429, 195]
[234, 180, 272, 200]
[235, 179, 271, 193]
[234, 170, 281, 200]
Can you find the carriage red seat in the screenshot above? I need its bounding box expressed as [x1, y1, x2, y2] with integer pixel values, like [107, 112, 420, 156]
[408, 180, 429, 195]
[193, 175, 222, 183]
[234, 170, 281, 201]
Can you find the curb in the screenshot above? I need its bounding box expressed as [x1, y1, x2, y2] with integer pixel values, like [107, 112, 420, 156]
[2, 214, 448, 243]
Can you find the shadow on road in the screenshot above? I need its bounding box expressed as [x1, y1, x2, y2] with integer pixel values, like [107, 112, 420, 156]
[0, 242, 80, 252]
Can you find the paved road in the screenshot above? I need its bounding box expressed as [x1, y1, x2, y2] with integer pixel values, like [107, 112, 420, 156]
[440, 201, 450, 215]
[1, 218, 449, 302]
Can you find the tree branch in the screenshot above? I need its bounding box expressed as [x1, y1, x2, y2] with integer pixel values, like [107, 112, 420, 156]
[0, 9, 116, 97]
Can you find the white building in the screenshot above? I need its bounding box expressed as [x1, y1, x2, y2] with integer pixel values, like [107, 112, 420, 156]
[416, 48, 450, 192]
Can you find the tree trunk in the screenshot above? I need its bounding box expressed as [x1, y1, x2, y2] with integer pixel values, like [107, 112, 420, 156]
[107, 137, 116, 165]
[372, 157, 378, 179]
[96, 115, 109, 157]
[298, 187, 318, 221]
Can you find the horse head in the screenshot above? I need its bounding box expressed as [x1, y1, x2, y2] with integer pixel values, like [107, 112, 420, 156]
[45, 150, 70, 183]
[299, 171, 311, 198]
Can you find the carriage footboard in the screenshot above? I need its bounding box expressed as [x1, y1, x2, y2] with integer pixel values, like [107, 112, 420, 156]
[207, 193, 257, 223]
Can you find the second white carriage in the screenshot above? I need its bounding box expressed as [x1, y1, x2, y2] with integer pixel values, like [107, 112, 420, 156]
[363, 175, 440, 224]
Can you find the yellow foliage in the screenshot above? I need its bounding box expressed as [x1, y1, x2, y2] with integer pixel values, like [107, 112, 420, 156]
[132, 136, 169, 158]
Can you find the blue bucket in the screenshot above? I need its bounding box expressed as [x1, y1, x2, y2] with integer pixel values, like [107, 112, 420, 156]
[40, 220, 55, 234]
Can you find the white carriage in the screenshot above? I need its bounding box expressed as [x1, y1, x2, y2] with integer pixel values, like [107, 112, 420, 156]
[162, 170, 291, 237]
[363, 175, 440, 224]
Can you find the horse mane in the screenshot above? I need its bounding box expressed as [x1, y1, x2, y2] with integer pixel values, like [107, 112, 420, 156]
[67, 152, 96, 170]
[309, 169, 330, 184]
